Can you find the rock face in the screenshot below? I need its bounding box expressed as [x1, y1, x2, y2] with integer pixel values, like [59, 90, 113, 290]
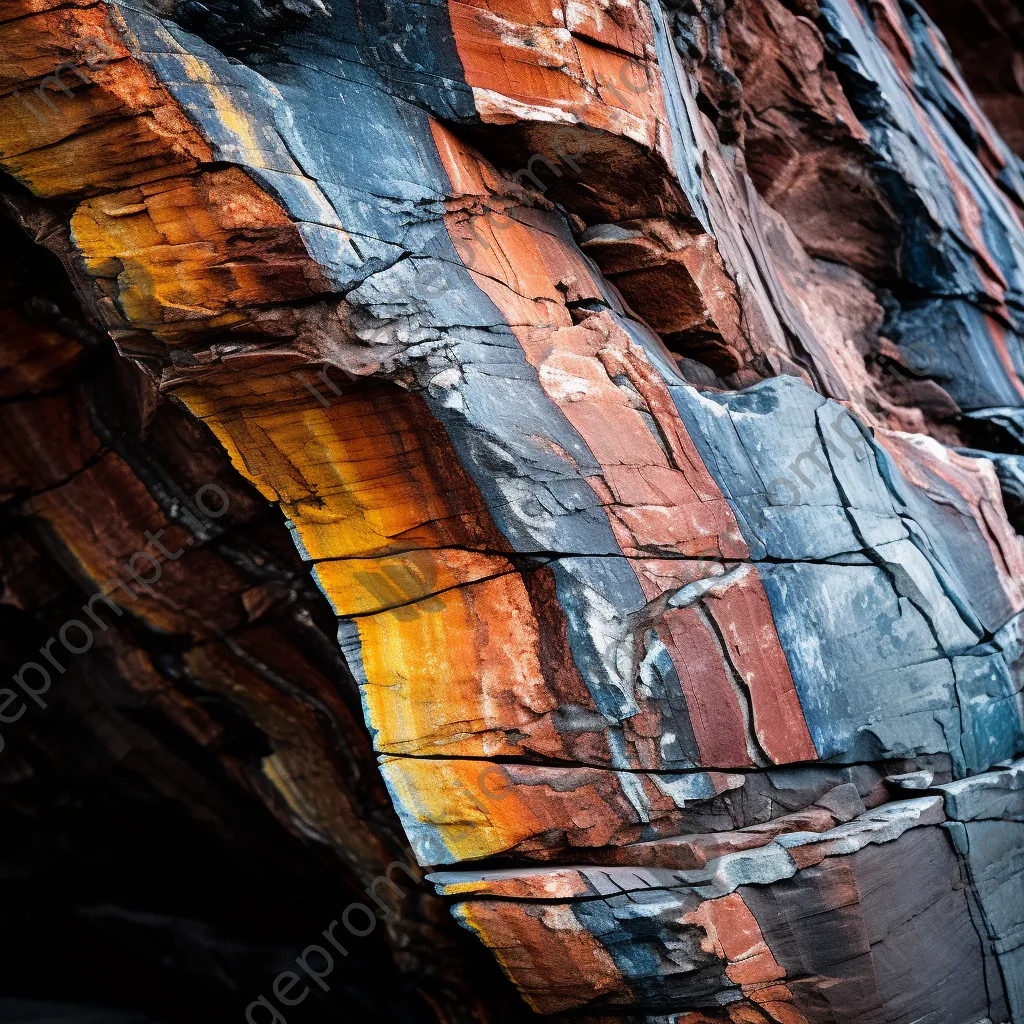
[0, 0, 1022, 1021]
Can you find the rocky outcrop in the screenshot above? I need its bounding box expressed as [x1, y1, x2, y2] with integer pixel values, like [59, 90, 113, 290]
[0, 0, 1022, 1020]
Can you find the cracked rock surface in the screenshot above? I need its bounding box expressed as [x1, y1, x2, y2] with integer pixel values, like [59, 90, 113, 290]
[1, 0, 1023, 1020]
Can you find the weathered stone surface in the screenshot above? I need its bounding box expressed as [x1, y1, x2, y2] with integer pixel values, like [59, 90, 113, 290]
[429, 803, 985, 1017]
[939, 760, 1024, 1023]
[1, 0, 1023, 1019]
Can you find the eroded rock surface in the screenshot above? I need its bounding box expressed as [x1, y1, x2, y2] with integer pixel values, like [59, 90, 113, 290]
[1, 0, 1023, 1020]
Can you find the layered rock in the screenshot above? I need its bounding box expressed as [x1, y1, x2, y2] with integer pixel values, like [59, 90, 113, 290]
[1, 0, 1023, 1020]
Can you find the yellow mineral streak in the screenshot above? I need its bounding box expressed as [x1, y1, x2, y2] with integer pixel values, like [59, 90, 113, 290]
[0, 4, 210, 197]
[71, 168, 330, 337]
[380, 756, 544, 864]
[174, 363, 557, 865]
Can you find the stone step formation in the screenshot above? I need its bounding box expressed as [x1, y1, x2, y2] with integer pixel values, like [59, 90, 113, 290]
[0, 0, 1022, 1020]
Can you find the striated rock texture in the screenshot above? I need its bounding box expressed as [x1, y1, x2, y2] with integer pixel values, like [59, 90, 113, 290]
[0, 0, 1023, 1021]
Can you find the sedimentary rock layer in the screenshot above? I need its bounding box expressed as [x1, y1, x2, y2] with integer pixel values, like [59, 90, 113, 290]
[1, 0, 1023, 1019]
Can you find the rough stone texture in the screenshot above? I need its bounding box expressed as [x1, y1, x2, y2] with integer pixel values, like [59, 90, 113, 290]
[1, 0, 1023, 1020]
